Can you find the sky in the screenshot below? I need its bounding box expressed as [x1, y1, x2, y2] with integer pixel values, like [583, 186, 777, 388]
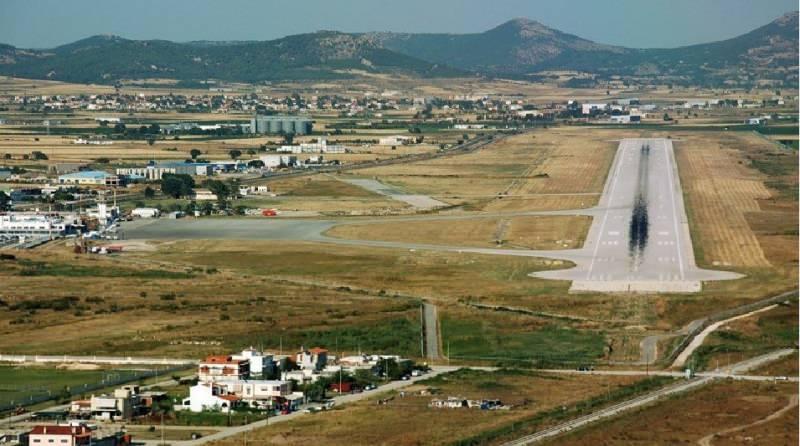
[1, 0, 796, 49]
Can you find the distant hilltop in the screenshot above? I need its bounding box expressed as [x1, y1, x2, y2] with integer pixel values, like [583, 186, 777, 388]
[0, 11, 796, 87]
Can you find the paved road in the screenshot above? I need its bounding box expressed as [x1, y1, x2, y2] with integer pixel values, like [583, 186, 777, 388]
[671, 304, 779, 369]
[501, 349, 796, 446]
[134, 366, 462, 446]
[422, 302, 440, 361]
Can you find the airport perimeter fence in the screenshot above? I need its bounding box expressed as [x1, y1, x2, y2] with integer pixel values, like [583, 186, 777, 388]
[663, 289, 798, 367]
[0, 364, 190, 414]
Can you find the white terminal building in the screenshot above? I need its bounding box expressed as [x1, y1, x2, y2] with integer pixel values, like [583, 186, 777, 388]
[0, 213, 78, 237]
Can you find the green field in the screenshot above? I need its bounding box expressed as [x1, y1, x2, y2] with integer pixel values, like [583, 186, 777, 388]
[441, 316, 606, 367]
[0, 365, 152, 408]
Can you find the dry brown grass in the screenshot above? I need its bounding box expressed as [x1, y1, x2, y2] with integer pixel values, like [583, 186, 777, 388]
[677, 134, 773, 268]
[555, 381, 798, 446]
[208, 371, 646, 446]
[0, 245, 421, 357]
[353, 128, 625, 212]
[326, 215, 592, 250]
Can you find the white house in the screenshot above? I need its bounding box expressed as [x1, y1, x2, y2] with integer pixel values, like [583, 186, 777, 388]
[281, 368, 322, 385]
[232, 348, 274, 377]
[296, 347, 327, 371]
[198, 355, 250, 383]
[182, 383, 239, 413]
[89, 386, 138, 421]
[581, 103, 608, 115]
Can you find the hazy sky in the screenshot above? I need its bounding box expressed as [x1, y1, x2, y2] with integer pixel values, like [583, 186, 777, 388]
[1, 0, 796, 49]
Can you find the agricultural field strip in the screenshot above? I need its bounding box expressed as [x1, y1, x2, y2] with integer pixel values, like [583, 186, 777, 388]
[500, 348, 796, 446]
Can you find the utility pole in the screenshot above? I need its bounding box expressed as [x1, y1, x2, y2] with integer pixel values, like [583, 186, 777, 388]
[160, 413, 164, 446]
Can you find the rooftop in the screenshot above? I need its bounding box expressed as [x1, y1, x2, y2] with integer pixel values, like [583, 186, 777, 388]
[58, 170, 112, 179]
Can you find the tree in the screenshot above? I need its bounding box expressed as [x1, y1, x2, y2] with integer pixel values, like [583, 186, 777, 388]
[204, 179, 230, 202]
[247, 159, 264, 169]
[190, 148, 202, 160]
[3, 153, 10, 160]
[31, 151, 48, 160]
[0, 191, 10, 211]
[228, 149, 242, 160]
[113, 123, 126, 133]
[302, 377, 331, 402]
[144, 186, 156, 199]
[200, 201, 214, 215]
[147, 137, 155, 146]
[160, 173, 195, 198]
[283, 132, 295, 145]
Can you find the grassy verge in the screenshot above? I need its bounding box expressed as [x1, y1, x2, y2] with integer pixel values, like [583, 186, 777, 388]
[688, 302, 798, 370]
[15, 259, 193, 279]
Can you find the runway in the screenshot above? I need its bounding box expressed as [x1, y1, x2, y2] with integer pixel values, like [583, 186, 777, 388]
[122, 138, 741, 293]
[533, 138, 740, 292]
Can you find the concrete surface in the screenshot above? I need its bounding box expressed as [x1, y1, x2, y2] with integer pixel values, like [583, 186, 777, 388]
[343, 178, 449, 209]
[423, 302, 441, 361]
[532, 138, 741, 292]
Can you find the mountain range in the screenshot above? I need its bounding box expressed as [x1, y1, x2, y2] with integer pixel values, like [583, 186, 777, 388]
[0, 11, 796, 87]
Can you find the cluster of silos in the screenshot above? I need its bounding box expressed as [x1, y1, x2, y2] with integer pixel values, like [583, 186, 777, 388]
[250, 115, 313, 135]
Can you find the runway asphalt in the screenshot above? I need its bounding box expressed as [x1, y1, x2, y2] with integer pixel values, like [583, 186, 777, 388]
[123, 138, 741, 293]
[533, 138, 740, 292]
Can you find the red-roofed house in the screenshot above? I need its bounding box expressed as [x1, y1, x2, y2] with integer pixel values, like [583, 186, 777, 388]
[198, 355, 250, 383]
[29, 425, 91, 446]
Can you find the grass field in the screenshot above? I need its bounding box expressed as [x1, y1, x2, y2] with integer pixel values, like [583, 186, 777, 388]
[441, 313, 606, 366]
[0, 246, 426, 358]
[206, 368, 655, 446]
[555, 381, 798, 446]
[352, 128, 622, 211]
[326, 215, 592, 250]
[0, 364, 161, 407]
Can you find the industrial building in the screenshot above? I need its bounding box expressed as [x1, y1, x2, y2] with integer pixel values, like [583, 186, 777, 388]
[116, 162, 212, 181]
[249, 115, 312, 135]
[58, 171, 120, 187]
[276, 138, 346, 154]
